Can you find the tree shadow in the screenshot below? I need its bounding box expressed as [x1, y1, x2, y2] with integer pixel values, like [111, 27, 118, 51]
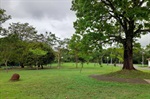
[90, 70, 150, 84]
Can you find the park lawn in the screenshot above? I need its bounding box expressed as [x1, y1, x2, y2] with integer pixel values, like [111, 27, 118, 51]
[0, 63, 150, 99]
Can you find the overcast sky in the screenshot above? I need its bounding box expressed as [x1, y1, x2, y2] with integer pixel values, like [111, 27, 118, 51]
[1, 0, 76, 39]
[1, 0, 150, 47]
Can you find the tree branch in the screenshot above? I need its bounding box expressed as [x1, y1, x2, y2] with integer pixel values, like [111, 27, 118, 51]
[107, 34, 124, 44]
[139, 29, 150, 32]
[101, 1, 123, 24]
[138, 0, 145, 7]
[134, 28, 150, 35]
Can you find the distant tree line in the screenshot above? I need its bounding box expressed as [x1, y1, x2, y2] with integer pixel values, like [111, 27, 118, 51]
[0, 8, 150, 70]
[0, 22, 56, 69]
[69, 33, 150, 67]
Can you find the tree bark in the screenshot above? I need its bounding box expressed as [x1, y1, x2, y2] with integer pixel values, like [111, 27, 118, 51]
[20, 63, 24, 68]
[41, 65, 44, 69]
[5, 60, 8, 72]
[57, 49, 61, 69]
[75, 51, 78, 68]
[122, 38, 136, 70]
[80, 62, 83, 73]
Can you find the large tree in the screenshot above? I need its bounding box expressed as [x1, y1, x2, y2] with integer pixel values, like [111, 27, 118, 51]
[72, 0, 150, 70]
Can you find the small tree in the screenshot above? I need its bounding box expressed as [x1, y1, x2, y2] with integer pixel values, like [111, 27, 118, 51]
[69, 34, 83, 68]
[29, 48, 47, 69]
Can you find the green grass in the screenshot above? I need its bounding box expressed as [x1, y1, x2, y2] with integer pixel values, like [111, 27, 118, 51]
[0, 63, 150, 99]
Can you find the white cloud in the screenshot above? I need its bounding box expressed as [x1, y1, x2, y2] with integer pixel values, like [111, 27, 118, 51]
[3, 16, 76, 38]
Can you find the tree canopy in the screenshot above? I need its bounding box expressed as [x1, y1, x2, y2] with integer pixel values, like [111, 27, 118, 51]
[71, 0, 150, 70]
[0, 9, 11, 34]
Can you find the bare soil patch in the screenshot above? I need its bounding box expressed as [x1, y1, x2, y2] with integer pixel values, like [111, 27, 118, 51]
[90, 75, 150, 84]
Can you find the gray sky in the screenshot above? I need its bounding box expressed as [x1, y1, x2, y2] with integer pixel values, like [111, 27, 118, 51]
[1, 0, 150, 47]
[1, 0, 76, 39]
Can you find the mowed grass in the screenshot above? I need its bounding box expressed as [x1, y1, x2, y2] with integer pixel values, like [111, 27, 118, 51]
[0, 63, 150, 99]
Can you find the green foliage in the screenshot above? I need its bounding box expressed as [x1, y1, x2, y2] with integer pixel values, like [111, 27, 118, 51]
[133, 43, 142, 64]
[0, 21, 56, 68]
[145, 44, 150, 60]
[25, 42, 55, 67]
[7, 22, 38, 41]
[0, 9, 11, 35]
[72, 0, 150, 43]
[0, 9, 11, 24]
[0, 34, 19, 66]
[29, 48, 47, 56]
[44, 32, 58, 46]
[71, 0, 150, 69]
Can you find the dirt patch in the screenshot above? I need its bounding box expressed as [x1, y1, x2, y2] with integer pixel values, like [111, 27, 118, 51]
[90, 75, 150, 84]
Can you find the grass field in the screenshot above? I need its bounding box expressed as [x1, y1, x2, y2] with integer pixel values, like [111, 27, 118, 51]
[0, 63, 150, 99]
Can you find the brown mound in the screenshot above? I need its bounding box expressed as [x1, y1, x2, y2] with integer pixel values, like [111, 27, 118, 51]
[90, 75, 150, 84]
[10, 73, 20, 81]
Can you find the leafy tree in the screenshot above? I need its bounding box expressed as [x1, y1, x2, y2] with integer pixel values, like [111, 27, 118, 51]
[7, 22, 37, 41]
[0, 34, 18, 70]
[0, 9, 11, 34]
[69, 34, 93, 70]
[29, 48, 47, 69]
[14, 40, 29, 68]
[69, 34, 81, 68]
[92, 49, 106, 66]
[71, 0, 150, 70]
[55, 38, 68, 68]
[133, 43, 142, 64]
[26, 42, 54, 69]
[61, 38, 71, 62]
[82, 33, 105, 66]
[44, 32, 58, 46]
[3, 22, 40, 68]
[42, 32, 64, 68]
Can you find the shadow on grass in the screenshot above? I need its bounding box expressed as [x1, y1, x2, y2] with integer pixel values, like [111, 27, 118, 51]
[90, 70, 150, 84]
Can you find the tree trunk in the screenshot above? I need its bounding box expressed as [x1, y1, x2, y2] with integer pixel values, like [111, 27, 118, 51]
[5, 60, 8, 72]
[122, 38, 136, 70]
[98, 57, 102, 67]
[21, 65, 24, 68]
[75, 51, 78, 68]
[41, 65, 44, 69]
[20, 63, 24, 68]
[80, 62, 83, 73]
[57, 49, 61, 69]
[57, 55, 61, 69]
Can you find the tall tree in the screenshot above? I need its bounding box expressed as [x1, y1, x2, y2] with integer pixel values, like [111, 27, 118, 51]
[72, 0, 150, 70]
